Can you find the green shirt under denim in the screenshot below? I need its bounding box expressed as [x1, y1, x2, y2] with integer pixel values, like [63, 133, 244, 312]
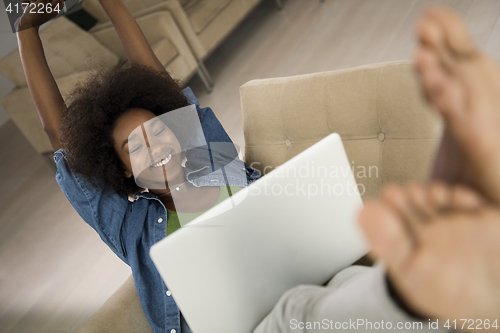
[166, 185, 243, 236]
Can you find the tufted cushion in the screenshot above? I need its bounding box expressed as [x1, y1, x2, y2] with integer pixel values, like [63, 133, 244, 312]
[240, 61, 443, 199]
[0, 16, 119, 87]
[184, 0, 233, 34]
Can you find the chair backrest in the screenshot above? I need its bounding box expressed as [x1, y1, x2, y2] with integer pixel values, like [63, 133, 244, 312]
[240, 61, 443, 199]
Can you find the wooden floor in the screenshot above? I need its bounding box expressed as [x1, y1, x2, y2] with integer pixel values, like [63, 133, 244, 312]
[1, 0, 500, 332]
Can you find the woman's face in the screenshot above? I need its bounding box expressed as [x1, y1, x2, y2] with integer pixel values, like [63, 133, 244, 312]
[112, 108, 184, 189]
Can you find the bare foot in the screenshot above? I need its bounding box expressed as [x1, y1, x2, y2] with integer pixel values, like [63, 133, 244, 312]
[359, 183, 500, 327]
[415, 6, 500, 204]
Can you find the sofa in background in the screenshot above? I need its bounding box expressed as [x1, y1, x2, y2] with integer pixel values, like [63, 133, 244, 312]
[0, 17, 120, 162]
[76, 60, 443, 332]
[0, 0, 277, 161]
[82, 0, 276, 88]
[89, 10, 200, 87]
[0, 8, 200, 161]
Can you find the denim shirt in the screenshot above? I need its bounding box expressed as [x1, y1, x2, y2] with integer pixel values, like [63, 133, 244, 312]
[53, 87, 261, 333]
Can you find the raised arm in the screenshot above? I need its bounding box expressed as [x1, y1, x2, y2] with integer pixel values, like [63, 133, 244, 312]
[98, 0, 172, 75]
[16, 1, 67, 152]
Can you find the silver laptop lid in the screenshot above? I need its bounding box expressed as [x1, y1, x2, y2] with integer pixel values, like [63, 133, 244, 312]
[150, 133, 369, 333]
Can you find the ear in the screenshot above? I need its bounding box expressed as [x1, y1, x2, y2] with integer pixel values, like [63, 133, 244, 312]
[123, 169, 133, 178]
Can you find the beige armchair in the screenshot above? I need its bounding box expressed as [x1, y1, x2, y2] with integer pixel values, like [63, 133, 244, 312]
[242, 60, 443, 198]
[76, 60, 443, 333]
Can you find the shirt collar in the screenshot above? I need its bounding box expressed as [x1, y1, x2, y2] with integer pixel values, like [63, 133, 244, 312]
[128, 188, 149, 202]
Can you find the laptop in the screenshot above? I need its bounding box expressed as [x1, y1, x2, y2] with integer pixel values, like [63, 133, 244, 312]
[150, 133, 369, 333]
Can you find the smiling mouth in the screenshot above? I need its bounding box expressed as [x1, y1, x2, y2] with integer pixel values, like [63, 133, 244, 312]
[151, 150, 174, 168]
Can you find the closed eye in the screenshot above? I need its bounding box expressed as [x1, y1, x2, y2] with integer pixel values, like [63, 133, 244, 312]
[130, 144, 143, 154]
[154, 128, 165, 136]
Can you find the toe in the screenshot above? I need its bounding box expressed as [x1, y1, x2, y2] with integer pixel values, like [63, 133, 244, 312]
[415, 21, 469, 123]
[381, 184, 425, 235]
[415, 48, 449, 104]
[406, 183, 435, 219]
[416, 15, 443, 50]
[417, 9, 456, 73]
[433, 76, 467, 123]
[450, 185, 485, 210]
[381, 185, 407, 215]
[358, 201, 415, 270]
[428, 182, 485, 213]
[428, 182, 452, 209]
[426, 6, 477, 57]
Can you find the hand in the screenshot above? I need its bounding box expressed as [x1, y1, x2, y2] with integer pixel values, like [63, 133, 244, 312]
[15, 0, 65, 32]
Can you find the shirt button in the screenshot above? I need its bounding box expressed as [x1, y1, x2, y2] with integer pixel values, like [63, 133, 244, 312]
[157, 218, 163, 223]
[170, 330, 176, 333]
[166, 290, 171, 296]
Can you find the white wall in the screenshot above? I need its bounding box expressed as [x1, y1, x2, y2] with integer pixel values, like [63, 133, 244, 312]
[0, 8, 18, 128]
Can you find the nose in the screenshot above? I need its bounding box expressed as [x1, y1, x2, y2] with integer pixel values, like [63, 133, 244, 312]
[140, 124, 174, 163]
[150, 143, 168, 162]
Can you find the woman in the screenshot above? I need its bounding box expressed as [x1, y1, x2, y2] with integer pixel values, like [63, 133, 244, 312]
[15, 0, 260, 332]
